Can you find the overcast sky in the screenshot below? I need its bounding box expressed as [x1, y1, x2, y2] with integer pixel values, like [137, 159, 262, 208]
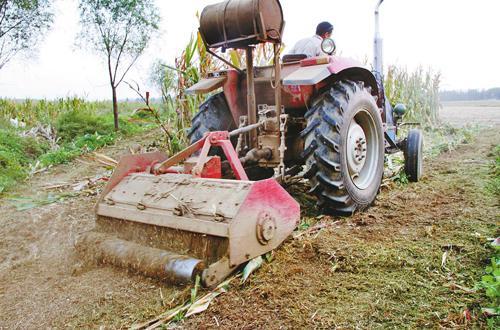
[0, 0, 498, 100]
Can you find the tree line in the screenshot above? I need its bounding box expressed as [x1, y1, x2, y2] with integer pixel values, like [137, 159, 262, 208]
[0, 0, 159, 130]
[440, 88, 500, 102]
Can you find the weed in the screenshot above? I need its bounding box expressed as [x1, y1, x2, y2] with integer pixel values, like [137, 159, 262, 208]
[474, 240, 500, 328]
[0, 129, 41, 192]
[0, 97, 156, 194]
[39, 132, 116, 167]
[56, 108, 111, 141]
[423, 124, 479, 157]
[393, 171, 409, 185]
[38, 148, 80, 167]
[485, 145, 500, 196]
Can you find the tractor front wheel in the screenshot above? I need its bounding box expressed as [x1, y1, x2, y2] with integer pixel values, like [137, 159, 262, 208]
[404, 129, 424, 182]
[302, 80, 385, 215]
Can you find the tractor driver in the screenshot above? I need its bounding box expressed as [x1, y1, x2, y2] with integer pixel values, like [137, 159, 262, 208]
[288, 21, 334, 58]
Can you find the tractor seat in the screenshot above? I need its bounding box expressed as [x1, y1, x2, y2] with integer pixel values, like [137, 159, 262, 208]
[282, 54, 307, 63]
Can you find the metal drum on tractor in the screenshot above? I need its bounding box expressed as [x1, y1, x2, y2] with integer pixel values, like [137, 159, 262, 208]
[77, 0, 423, 286]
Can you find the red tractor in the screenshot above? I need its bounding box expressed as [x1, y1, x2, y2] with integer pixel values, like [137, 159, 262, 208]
[77, 0, 423, 286]
[187, 0, 423, 214]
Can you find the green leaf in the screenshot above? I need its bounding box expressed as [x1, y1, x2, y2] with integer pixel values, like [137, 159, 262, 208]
[482, 275, 495, 284]
[241, 256, 263, 284]
[485, 287, 497, 298]
[190, 275, 200, 304]
[264, 252, 274, 263]
[229, 50, 241, 68]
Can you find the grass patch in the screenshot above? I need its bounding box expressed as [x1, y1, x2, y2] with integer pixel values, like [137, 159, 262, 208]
[474, 144, 500, 328]
[0, 98, 161, 194]
[485, 145, 500, 196]
[0, 129, 51, 193]
[424, 124, 480, 157]
[475, 241, 500, 328]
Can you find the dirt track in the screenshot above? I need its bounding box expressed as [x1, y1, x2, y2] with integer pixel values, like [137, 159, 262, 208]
[0, 105, 498, 328]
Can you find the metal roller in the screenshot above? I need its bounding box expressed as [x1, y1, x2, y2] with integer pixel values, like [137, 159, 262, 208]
[76, 232, 205, 284]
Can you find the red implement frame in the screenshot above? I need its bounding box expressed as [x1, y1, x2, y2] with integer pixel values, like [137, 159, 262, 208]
[153, 131, 249, 180]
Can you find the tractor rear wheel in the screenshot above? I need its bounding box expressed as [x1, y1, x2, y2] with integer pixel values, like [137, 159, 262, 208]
[301, 80, 385, 215]
[187, 92, 236, 144]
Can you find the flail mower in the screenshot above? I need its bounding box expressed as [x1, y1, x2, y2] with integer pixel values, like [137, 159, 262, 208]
[77, 0, 423, 286]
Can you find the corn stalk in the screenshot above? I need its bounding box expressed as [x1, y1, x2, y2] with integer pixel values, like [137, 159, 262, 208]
[385, 65, 441, 126]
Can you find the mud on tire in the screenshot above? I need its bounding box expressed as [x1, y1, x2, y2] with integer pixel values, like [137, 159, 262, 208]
[301, 80, 385, 215]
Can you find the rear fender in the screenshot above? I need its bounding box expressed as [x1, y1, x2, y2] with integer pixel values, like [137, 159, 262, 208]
[282, 56, 379, 97]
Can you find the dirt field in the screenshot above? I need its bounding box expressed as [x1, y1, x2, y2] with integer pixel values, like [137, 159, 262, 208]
[0, 103, 498, 328]
[440, 100, 500, 127]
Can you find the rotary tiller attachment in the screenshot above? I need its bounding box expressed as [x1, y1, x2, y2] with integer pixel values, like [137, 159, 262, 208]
[76, 132, 300, 287]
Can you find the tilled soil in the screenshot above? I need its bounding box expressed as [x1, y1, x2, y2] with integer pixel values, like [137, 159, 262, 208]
[183, 128, 499, 329]
[0, 132, 186, 328]
[0, 118, 498, 328]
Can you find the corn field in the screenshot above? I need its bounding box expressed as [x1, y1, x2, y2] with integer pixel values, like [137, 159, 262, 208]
[384, 65, 441, 126]
[0, 97, 146, 128]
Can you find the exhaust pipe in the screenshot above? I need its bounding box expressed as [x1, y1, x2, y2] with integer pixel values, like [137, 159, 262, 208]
[374, 0, 384, 82]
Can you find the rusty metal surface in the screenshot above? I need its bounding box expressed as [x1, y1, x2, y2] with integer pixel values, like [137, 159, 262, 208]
[246, 48, 257, 148]
[97, 152, 167, 208]
[153, 138, 206, 175]
[202, 257, 236, 287]
[98, 173, 251, 223]
[97, 204, 230, 237]
[200, 0, 283, 49]
[154, 131, 248, 180]
[76, 232, 205, 284]
[222, 65, 314, 126]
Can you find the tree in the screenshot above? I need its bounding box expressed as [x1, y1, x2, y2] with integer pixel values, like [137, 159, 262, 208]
[149, 59, 175, 111]
[78, 0, 160, 130]
[0, 0, 53, 71]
